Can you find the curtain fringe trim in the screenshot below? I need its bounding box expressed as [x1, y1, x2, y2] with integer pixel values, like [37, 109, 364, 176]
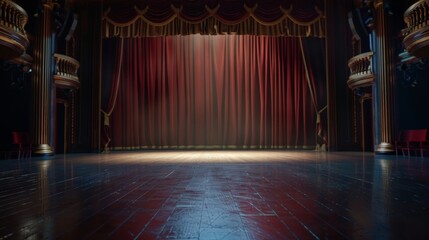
[103, 13, 325, 38]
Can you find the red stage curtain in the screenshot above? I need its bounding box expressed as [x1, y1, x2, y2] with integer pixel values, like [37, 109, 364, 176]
[101, 38, 124, 151]
[105, 0, 323, 24]
[103, 35, 317, 150]
[103, 0, 325, 37]
[301, 37, 328, 148]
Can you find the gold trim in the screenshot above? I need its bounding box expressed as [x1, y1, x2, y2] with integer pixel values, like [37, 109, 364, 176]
[54, 76, 80, 89]
[0, 0, 28, 34]
[347, 74, 375, 90]
[54, 53, 80, 67]
[347, 52, 374, 67]
[53, 53, 80, 89]
[134, 5, 149, 15]
[103, 15, 142, 28]
[103, 4, 322, 28]
[299, 36, 326, 148]
[245, 4, 291, 26]
[102, 3, 326, 37]
[286, 6, 324, 26]
[403, 27, 429, 57]
[376, 142, 395, 153]
[33, 144, 54, 155]
[0, 27, 29, 59]
[2, 0, 28, 18]
[299, 37, 317, 111]
[0, 35, 26, 54]
[404, 0, 426, 22]
[206, 4, 220, 16]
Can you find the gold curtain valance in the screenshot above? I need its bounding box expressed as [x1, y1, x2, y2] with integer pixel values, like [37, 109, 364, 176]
[103, 1, 325, 38]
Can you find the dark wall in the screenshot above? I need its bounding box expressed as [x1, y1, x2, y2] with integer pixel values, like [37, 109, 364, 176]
[0, 65, 31, 145]
[74, 2, 103, 152]
[326, 0, 358, 151]
[397, 64, 429, 130]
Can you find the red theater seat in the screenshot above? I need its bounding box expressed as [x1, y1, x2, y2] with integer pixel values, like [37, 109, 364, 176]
[11, 132, 32, 159]
[396, 129, 428, 157]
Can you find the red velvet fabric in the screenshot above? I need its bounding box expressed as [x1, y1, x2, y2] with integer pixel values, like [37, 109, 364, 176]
[106, 36, 316, 149]
[105, 0, 324, 25]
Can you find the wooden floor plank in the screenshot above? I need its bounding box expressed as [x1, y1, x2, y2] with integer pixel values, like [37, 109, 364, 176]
[0, 151, 428, 239]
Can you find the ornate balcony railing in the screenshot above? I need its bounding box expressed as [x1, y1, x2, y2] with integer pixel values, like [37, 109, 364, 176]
[403, 0, 429, 58]
[0, 0, 29, 59]
[347, 52, 374, 90]
[54, 53, 80, 89]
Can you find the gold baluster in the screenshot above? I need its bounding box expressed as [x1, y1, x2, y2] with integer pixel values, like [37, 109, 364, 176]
[66, 60, 70, 76]
[61, 59, 64, 76]
[62, 59, 65, 76]
[423, 2, 429, 26]
[6, 5, 9, 28]
[357, 59, 362, 75]
[14, 8, 17, 31]
[8, 5, 12, 28]
[356, 59, 360, 75]
[59, 58, 62, 76]
[419, 5, 423, 28]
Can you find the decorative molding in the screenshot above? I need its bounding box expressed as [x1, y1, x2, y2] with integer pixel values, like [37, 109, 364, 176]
[0, 0, 29, 60]
[347, 52, 374, 90]
[103, 1, 325, 37]
[54, 53, 80, 89]
[402, 0, 429, 58]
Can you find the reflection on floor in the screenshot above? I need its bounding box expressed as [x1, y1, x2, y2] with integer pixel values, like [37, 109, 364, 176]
[0, 151, 429, 239]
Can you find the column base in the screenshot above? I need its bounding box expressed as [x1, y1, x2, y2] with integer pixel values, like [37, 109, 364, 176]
[375, 142, 395, 154]
[33, 144, 54, 156]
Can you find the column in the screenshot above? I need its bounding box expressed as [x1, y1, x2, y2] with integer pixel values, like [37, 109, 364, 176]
[372, 0, 396, 154]
[31, 1, 55, 155]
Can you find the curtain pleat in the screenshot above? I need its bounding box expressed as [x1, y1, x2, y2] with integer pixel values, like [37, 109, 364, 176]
[101, 38, 124, 151]
[302, 37, 328, 147]
[104, 36, 317, 150]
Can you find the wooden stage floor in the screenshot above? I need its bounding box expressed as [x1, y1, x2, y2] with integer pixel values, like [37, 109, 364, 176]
[0, 150, 429, 239]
